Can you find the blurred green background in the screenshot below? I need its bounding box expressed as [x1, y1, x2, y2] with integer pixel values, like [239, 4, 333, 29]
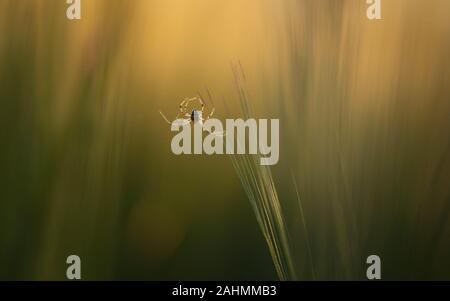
[0, 0, 449, 280]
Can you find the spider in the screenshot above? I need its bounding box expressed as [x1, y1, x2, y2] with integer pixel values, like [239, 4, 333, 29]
[160, 96, 224, 135]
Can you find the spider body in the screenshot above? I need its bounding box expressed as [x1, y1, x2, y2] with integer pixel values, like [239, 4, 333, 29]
[190, 110, 203, 124]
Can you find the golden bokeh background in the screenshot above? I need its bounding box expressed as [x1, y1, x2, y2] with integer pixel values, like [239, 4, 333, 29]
[0, 0, 449, 280]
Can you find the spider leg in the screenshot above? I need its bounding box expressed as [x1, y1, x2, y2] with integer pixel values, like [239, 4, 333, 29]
[199, 97, 205, 113]
[179, 100, 188, 117]
[183, 96, 204, 113]
[206, 107, 215, 119]
[160, 111, 191, 127]
[159, 111, 172, 125]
